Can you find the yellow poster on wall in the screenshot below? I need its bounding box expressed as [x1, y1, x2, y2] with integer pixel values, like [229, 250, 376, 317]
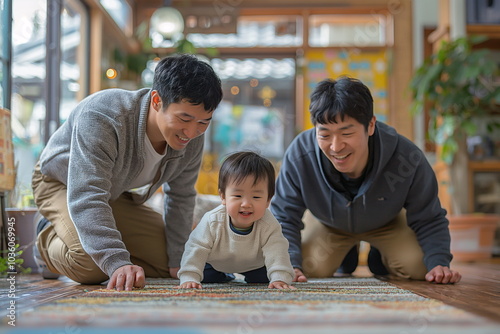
[303, 49, 388, 129]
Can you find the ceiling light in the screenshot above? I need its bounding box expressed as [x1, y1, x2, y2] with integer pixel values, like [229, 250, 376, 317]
[150, 0, 184, 40]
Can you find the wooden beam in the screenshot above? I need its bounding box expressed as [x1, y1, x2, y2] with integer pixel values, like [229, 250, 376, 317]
[388, 0, 413, 140]
[89, 8, 103, 94]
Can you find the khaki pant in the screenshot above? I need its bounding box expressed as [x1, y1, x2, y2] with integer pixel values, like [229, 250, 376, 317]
[32, 163, 170, 284]
[301, 210, 428, 280]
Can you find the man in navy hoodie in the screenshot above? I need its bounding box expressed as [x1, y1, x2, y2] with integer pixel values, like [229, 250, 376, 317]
[270, 77, 461, 284]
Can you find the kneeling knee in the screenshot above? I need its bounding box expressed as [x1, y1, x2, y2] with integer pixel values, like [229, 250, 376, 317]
[73, 274, 109, 285]
[302, 258, 335, 278]
[386, 255, 427, 280]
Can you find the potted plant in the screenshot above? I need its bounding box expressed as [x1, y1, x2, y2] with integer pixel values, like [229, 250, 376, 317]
[409, 35, 500, 261]
[1, 243, 31, 278]
[410, 35, 500, 165]
[409, 35, 500, 213]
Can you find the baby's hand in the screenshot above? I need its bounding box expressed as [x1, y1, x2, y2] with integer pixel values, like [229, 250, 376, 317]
[176, 281, 202, 289]
[268, 281, 296, 290]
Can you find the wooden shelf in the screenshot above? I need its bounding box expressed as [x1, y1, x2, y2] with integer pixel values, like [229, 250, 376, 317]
[468, 160, 500, 213]
[467, 24, 500, 50]
[469, 160, 500, 171]
[467, 24, 500, 39]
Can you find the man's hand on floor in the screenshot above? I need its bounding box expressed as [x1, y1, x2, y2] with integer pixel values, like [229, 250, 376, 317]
[107, 265, 146, 291]
[425, 265, 461, 284]
[169, 267, 180, 279]
[293, 268, 308, 282]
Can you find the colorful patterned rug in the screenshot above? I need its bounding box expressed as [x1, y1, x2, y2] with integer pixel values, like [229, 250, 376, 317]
[8, 278, 500, 333]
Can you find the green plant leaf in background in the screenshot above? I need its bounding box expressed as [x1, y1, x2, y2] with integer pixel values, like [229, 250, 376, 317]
[1, 244, 31, 277]
[409, 36, 500, 165]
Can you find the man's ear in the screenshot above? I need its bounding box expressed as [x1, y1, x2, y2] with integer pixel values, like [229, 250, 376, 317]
[151, 90, 162, 110]
[368, 116, 377, 136]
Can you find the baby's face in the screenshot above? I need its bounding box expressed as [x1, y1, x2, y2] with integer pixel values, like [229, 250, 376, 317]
[220, 176, 270, 229]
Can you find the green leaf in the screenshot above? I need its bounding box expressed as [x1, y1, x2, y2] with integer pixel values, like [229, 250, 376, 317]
[487, 122, 500, 132]
[0, 243, 31, 276]
[441, 137, 458, 165]
[469, 35, 489, 45]
[204, 47, 219, 58]
[494, 92, 500, 104]
[462, 121, 477, 136]
[440, 93, 461, 111]
[463, 65, 481, 82]
[418, 63, 443, 97]
[408, 34, 500, 164]
[410, 100, 423, 116]
[174, 38, 197, 54]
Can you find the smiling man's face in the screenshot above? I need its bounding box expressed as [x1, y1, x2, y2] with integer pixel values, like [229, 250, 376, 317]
[316, 115, 376, 179]
[148, 91, 212, 152]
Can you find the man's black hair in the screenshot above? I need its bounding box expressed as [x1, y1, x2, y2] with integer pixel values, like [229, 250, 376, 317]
[152, 54, 223, 112]
[309, 77, 373, 130]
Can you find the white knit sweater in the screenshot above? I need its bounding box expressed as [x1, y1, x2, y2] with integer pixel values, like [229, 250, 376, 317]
[178, 205, 294, 285]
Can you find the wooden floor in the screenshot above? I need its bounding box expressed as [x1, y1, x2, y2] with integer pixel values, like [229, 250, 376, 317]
[385, 259, 500, 323]
[2, 259, 500, 326]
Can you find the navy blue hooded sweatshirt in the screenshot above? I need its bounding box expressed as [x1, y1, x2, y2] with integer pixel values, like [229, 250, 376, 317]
[270, 121, 452, 272]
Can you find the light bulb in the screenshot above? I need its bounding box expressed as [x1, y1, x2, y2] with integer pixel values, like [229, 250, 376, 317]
[150, 7, 184, 39]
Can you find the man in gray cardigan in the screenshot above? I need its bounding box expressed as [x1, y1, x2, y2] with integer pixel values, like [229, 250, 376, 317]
[32, 54, 223, 290]
[270, 77, 461, 284]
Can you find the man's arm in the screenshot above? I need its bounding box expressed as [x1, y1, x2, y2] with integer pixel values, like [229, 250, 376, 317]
[68, 112, 133, 278]
[404, 149, 459, 283]
[270, 148, 308, 271]
[260, 212, 295, 285]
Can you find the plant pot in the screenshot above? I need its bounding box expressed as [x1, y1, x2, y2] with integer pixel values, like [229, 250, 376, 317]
[448, 214, 499, 262]
[5, 208, 38, 270]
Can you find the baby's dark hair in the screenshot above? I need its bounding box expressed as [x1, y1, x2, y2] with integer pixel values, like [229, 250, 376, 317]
[218, 151, 275, 200]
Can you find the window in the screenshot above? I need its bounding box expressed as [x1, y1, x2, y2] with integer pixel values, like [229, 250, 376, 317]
[100, 0, 132, 36]
[186, 15, 302, 48]
[61, 0, 89, 122]
[9, 0, 89, 207]
[11, 0, 47, 201]
[309, 14, 390, 47]
[195, 57, 295, 195]
[208, 58, 296, 159]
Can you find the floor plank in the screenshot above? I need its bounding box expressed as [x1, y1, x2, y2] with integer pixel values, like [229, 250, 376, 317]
[385, 260, 500, 323]
[1, 275, 102, 313]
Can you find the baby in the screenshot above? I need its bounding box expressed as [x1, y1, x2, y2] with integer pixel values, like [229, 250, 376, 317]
[177, 151, 295, 289]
